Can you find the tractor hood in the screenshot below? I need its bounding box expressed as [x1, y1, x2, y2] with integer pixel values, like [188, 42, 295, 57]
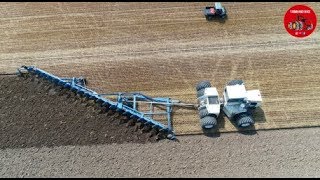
[225, 84, 247, 99]
[207, 104, 220, 116]
[204, 87, 219, 96]
[246, 90, 262, 106]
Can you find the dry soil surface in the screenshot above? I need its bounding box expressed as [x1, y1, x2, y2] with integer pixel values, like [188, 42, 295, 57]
[1, 75, 319, 177]
[1, 2, 320, 134]
[1, 2, 320, 178]
[1, 127, 320, 178]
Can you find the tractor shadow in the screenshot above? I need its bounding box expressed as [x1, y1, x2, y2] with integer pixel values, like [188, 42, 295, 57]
[252, 107, 267, 124]
[204, 107, 266, 137]
[202, 127, 221, 138]
[205, 15, 228, 24]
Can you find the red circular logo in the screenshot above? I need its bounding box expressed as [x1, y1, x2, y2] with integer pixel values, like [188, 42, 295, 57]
[284, 4, 317, 38]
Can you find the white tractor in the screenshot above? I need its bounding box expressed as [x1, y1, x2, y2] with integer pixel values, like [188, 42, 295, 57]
[196, 80, 262, 129]
[196, 80, 221, 129]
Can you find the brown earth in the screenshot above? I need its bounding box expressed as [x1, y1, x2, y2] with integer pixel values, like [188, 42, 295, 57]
[1, 2, 320, 135]
[0, 76, 159, 149]
[1, 127, 320, 178]
[1, 2, 320, 177]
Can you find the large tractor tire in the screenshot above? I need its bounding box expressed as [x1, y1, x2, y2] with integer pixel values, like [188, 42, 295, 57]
[200, 116, 217, 129]
[227, 80, 244, 86]
[197, 88, 205, 98]
[196, 80, 211, 91]
[234, 113, 254, 128]
[199, 106, 210, 119]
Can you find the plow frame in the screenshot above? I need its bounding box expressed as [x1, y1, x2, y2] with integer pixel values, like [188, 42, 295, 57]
[16, 65, 199, 140]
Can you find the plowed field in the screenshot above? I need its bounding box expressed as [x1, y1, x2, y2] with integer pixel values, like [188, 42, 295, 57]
[1, 2, 320, 135]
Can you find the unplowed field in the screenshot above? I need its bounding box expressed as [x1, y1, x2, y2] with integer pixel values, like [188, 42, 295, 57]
[1, 2, 320, 135]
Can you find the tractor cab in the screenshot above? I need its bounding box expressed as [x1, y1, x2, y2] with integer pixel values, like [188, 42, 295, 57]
[198, 87, 221, 116]
[223, 84, 247, 106]
[223, 83, 262, 109]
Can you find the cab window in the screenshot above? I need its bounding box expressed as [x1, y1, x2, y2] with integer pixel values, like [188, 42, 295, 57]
[228, 98, 244, 103]
[208, 96, 219, 104]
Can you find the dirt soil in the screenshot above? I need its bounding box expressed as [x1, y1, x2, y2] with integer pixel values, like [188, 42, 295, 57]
[1, 127, 320, 178]
[1, 2, 320, 134]
[1, 2, 320, 177]
[3, 75, 319, 178]
[0, 76, 158, 149]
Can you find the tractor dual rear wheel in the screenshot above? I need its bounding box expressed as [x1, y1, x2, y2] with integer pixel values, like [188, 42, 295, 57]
[227, 80, 244, 86]
[197, 88, 205, 98]
[199, 106, 210, 119]
[200, 115, 217, 129]
[196, 80, 211, 91]
[234, 113, 254, 128]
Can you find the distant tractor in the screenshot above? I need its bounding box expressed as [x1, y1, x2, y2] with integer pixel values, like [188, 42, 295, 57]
[196, 80, 262, 129]
[203, 2, 227, 21]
